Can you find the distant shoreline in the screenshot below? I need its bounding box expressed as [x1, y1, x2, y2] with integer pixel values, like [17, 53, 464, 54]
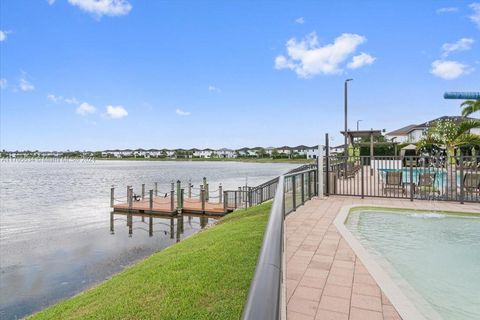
[94, 157, 314, 164]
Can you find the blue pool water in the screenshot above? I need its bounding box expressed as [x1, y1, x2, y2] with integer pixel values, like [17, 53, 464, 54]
[345, 209, 480, 320]
[379, 168, 459, 188]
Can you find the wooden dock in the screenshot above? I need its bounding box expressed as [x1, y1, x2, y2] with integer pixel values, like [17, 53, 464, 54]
[112, 196, 228, 216]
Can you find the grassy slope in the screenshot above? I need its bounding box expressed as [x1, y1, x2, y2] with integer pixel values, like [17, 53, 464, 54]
[29, 203, 271, 320]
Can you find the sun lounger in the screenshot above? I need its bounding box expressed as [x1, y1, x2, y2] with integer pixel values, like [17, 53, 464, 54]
[414, 173, 439, 196]
[383, 171, 406, 195]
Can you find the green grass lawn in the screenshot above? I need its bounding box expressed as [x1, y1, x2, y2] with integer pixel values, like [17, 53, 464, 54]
[29, 203, 271, 320]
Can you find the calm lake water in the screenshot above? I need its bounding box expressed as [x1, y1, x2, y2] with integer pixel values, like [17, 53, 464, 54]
[0, 160, 296, 319]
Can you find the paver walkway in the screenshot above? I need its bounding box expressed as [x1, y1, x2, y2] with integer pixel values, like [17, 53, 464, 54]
[285, 196, 479, 320]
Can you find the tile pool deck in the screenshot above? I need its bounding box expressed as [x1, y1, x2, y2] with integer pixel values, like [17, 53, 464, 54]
[285, 196, 479, 320]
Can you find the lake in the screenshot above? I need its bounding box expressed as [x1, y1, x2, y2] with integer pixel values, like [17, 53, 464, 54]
[0, 160, 296, 319]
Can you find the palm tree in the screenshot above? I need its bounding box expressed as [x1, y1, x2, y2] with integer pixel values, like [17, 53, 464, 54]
[460, 100, 480, 117]
[417, 118, 480, 195]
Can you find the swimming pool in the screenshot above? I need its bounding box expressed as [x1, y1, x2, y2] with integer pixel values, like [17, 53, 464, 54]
[344, 208, 480, 320]
[378, 168, 460, 188]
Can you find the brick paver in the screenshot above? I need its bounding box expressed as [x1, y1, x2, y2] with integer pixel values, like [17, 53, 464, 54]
[285, 196, 479, 320]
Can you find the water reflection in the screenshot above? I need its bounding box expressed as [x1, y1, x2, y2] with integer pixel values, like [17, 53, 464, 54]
[110, 212, 216, 241]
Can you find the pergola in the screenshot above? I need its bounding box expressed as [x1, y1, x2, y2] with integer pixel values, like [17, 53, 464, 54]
[340, 129, 399, 158]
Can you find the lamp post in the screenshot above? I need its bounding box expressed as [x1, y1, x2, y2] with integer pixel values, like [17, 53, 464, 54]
[344, 79, 353, 158]
[356, 120, 362, 131]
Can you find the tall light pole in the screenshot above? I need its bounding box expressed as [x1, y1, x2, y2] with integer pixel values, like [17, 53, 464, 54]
[356, 119, 363, 131]
[344, 79, 353, 157]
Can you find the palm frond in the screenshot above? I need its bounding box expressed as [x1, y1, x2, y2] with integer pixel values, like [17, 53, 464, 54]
[416, 137, 444, 150]
[460, 100, 480, 117]
[457, 119, 480, 135]
[454, 133, 480, 147]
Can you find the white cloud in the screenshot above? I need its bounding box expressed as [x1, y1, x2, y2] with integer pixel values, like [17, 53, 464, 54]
[441, 38, 474, 57]
[19, 77, 34, 91]
[47, 93, 63, 102]
[274, 32, 371, 78]
[347, 52, 376, 69]
[295, 17, 305, 24]
[175, 108, 191, 116]
[76, 102, 96, 115]
[47, 0, 56, 5]
[436, 7, 458, 14]
[47, 94, 79, 104]
[0, 30, 9, 42]
[0, 79, 7, 89]
[470, 3, 480, 28]
[430, 60, 471, 79]
[105, 105, 128, 118]
[208, 85, 221, 93]
[68, 0, 132, 17]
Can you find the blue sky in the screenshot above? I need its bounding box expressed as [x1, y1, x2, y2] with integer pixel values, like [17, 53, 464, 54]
[1, 0, 479, 151]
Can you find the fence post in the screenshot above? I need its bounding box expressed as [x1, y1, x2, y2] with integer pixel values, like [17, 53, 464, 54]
[409, 157, 414, 201]
[200, 185, 206, 213]
[361, 157, 365, 199]
[318, 144, 324, 198]
[325, 133, 330, 196]
[238, 186, 242, 204]
[292, 175, 297, 211]
[219, 184, 223, 204]
[154, 182, 158, 196]
[234, 189, 238, 209]
[260, 186, 264, 203]
[110, 187, 115, 207]
[223, 191, 228, 212]
[248, 187, 252, 207]
[459, 156, 464, 204]
[149, 189, 153, 213]
[301, 173, 305, 205]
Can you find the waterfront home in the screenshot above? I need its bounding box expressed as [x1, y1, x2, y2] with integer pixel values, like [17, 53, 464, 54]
[214, 148, 236, 158]
[193, 149, 214, 158]
[387, 116, 480, 144]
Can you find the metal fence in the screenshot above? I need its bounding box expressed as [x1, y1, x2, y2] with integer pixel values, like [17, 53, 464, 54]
[241, 166, 318, 320]
[325, 155, 480, 203]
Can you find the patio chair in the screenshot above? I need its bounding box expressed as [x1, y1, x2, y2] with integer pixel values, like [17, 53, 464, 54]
[414, 173, 439, 196]
[463, 172, 480, 196]
[383, 171, 406, 195]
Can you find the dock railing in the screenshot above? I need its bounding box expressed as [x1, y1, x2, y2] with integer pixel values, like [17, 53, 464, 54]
[241, 165, 318, 320]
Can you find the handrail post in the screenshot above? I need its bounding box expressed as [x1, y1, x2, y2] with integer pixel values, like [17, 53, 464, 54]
[234, 189, 238, 209]
[301, 173, 305, 205]
[292, 175, 297, 211]
[325, 133, 330, 196]
[307, 172, 311, 200]
[149, 189, 153, 213]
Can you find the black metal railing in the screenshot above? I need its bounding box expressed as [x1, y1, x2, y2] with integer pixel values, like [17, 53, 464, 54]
[324, 155, 479, 203]
[241, 166, 318, 320]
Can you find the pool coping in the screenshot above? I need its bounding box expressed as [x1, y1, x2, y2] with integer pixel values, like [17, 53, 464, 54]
[334, 204, 446, 320]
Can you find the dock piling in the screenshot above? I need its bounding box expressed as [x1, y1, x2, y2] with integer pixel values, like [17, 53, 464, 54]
[219, 184, 223, 204]
[149, 189, 153, 213]
[110, 187, 114, 208]
[200, 185, 206, 213]
[170, 190, 175, 212]
[188, 180, 192, 198]
[155, 182, 158, 196]
[176, 180, 182, 213]
[141, 184, 145, 200]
